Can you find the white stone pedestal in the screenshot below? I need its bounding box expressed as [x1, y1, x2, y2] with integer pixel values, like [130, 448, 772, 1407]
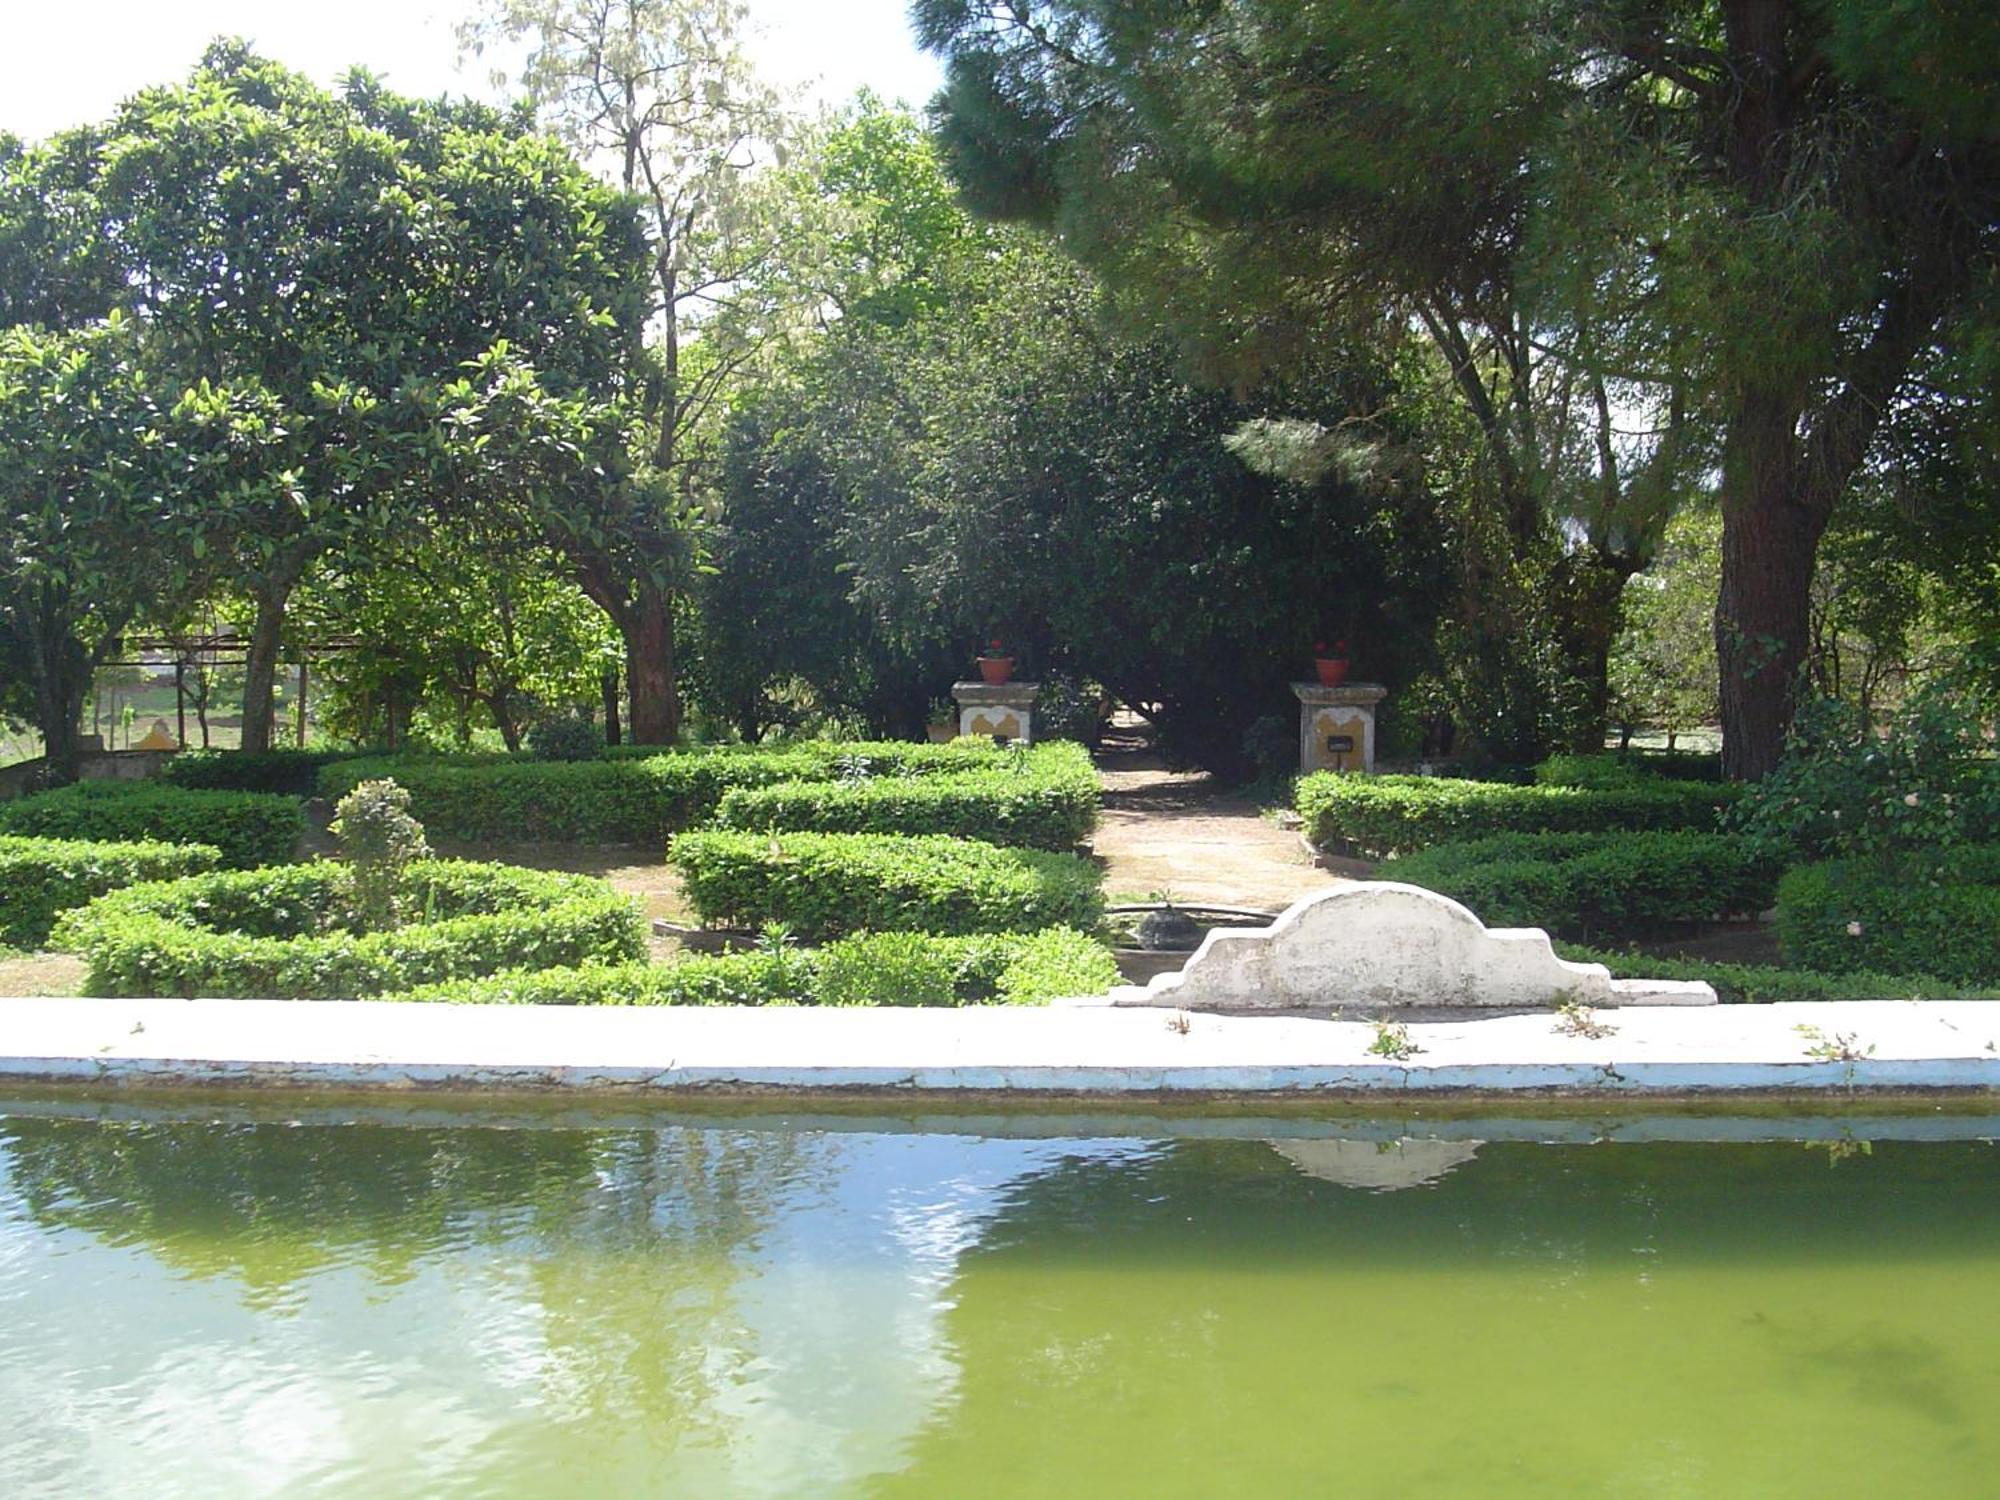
[1294, 681, 1387, 773]
[953, 681, 1039, 744]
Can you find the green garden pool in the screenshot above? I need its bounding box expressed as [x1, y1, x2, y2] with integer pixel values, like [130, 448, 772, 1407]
[2, 1104, 1995, 1497]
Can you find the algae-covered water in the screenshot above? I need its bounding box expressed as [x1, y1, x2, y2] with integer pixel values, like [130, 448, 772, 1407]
[1, 1108, 1995, 1498]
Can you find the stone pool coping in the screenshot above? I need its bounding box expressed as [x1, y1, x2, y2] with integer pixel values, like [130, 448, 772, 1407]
[0, 996, 1995, 1096]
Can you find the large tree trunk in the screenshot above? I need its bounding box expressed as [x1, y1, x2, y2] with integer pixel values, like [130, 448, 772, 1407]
[1553, 550, 1638, 755]
[623, 581, 680, 744]
[1714, 390, 1827, 782]
[239, 574, 298, 755]
[19, 586, 118, 787]
[600, 668, 622, 746]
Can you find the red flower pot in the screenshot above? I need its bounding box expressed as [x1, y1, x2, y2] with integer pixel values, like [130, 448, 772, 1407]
[1314, 657, 1350, 687]
[978, 656, 1015, 685]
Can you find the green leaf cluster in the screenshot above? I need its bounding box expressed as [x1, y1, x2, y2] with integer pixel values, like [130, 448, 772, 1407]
[1380, 831, 1781, 941]
[1297, 772, 1737, 858]
[388, 927, 1120, 1007]
[53, 859, 644, 998]
[0, 782, 304, 868]
[667, 830, 1104, 941]
[0, 833, 220, 948]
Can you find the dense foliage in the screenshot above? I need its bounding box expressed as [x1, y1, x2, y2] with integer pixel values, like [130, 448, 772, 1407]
[1296, 772, 1737, 858]
[667, 830, 1103, 940]
[0, 782, 303, 868]
[0, 833, 220, 948]
[1380, 832, 1781, 941]
[315, 738, 1041, 843]
[163, 748, 364, 798]
[54, 860, 643, 998]
[390, 926, 1120, 1007]
[1775, 851, 2000, 985]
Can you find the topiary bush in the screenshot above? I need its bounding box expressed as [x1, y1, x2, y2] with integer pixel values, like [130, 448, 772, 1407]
[163, 748, 364, 797]
[667, 830, 1104, 940]
[526, 712, 605, 762]
[1296, 772, 1737, 858]
[0, 782, 304, 868]
[388, 927, 1120, 1007]
[0, 834, 222, 948]
[1773, 848, 2000, 985]
[1379, 831, 1783, 940]
[315, 739, 1029, 844]
[53, 860, 644, 999]
[712, 743, 1100, 850]
[330, 778, 431, 929]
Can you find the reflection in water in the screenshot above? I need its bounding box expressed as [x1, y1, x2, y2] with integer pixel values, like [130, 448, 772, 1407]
[1266, 1136, 1483, 1190]
[1, 1116, 1997, 1499]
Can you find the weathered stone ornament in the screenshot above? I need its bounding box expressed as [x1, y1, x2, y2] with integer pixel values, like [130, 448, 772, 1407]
[952, 680, 1039, 743]
[1094, 882, 1717, 1011]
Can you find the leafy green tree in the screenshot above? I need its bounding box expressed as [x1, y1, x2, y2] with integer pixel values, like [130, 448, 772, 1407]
[0, 320, 282, 780]
[915, 0, 2000, 777]
[463, 0, 820, 742]
[709, 108, 1451, 771]
[80, 44, 647, 750]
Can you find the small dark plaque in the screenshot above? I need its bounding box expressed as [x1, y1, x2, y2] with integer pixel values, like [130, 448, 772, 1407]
[1324, 734, 1356, 753]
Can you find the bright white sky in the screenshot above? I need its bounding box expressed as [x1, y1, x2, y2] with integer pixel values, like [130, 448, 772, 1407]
[0, 0, 943, 142]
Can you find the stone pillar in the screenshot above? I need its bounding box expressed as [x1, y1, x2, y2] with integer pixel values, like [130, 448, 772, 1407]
[1293, 681, 1388, 773]
[952, 681, 1039, 744]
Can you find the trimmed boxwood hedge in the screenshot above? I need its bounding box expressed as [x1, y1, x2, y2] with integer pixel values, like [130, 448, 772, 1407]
[1557, 943, 1998, 1004]
[0, 834, 222, 948]
[668, 829, 1103, 940]
[1379, 831, 1782, 940]
[314, 738, 1034, 843]
[713, 744, 1099, 850]
[1534, 750, 1723, 787]
[0, 782, 304, 868]
[1774, 849, 2000, 985]
[389, 927, 1120, 1007]
[163, 748, 367, 797]
[1297, 772, 1737, 858]
[53, 860, 643, 999]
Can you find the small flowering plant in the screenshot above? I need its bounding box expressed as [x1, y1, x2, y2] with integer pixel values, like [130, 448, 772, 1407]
[1314, 638, 1350, 659]
[977, 637, 1008, 659]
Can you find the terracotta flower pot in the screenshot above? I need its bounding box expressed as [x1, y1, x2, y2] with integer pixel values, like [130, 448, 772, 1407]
[978, 656, 1014, 685]
[1314, 657, 1350, 687]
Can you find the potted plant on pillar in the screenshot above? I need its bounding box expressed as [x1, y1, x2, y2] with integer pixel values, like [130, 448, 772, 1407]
[1313, 639, 1351, 687]
[977, 637, 1014, 685]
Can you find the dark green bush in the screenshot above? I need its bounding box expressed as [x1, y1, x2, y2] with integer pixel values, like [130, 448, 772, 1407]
[1556, 943, 1998, 1003]
[53, 860, 643, 999]
[1773, 849, 2000, 985]
[0, 834, 221, 948]
[1296, 772, 1737, 858]
[527, 712, 605, 762]
[1379, 831, 1782, 940]
[668, 830, 1103, 940]
[0, 782, 304, 868]
[162, 748, 363, 797]
[713, 743, 1099, 850]
[389, 927, 1120, 1006]
[316, 738, 1030, 843]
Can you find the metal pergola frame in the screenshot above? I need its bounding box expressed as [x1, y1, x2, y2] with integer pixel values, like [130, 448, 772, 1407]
[95, 633, 368, 750]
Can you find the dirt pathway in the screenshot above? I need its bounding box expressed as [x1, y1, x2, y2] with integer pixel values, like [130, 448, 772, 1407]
[1092, 751, 1351, 914]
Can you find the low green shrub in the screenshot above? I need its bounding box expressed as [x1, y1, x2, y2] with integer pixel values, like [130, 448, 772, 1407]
[668, 830, 1103, 940]
[1774, 849, 2000, 985]
[713, 743, 1099, 850]
[0, 782, 304, 868]
[526, 712, 605, 762]
[1556, 943, 1998, 1003]
[1379, 831, 1781, 940]
[53, 860, 643, 999]
[1296, 772, 1737, 858]
[316, 738, 1032, 843]
[0, 834, 221, 948]
[390, 927, 1120, 1007]
[163, 748, 364, 797]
